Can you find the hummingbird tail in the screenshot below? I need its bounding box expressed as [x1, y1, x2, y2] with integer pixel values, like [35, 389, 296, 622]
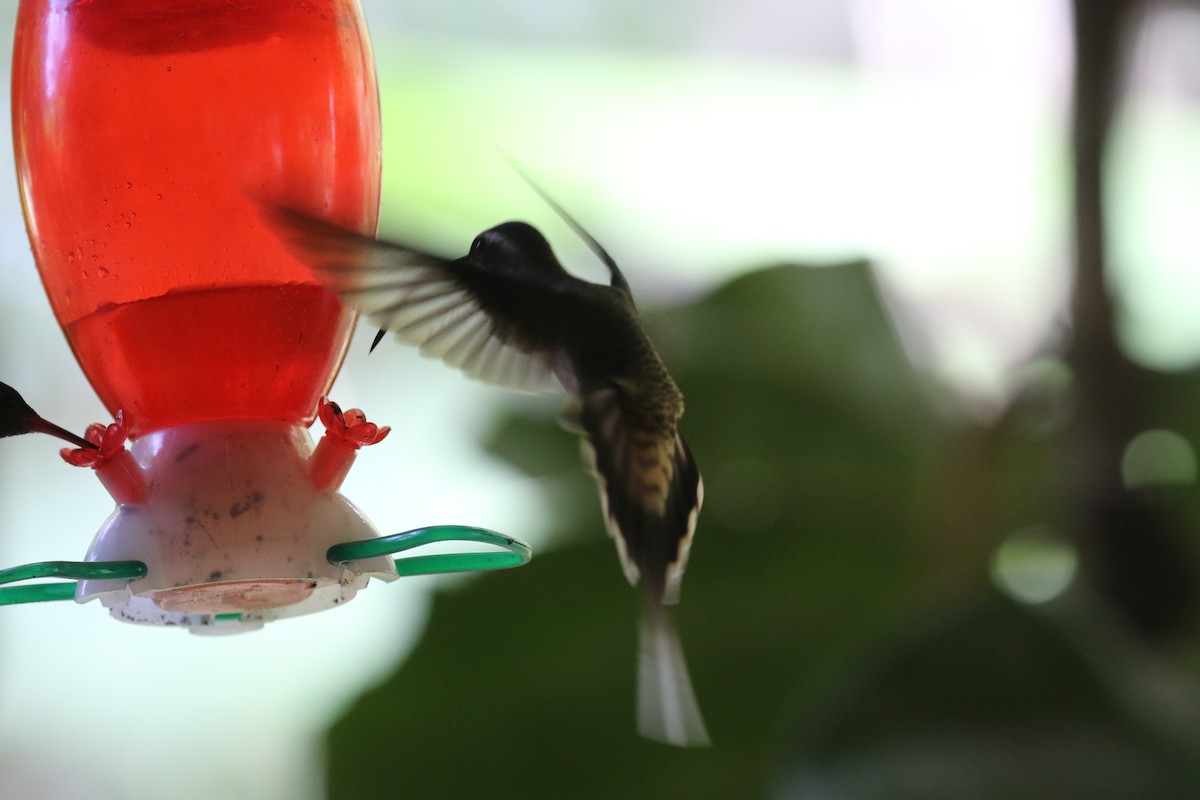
[637, 600, 710, 747]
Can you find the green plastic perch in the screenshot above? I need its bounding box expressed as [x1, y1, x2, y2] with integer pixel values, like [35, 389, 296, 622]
[0, 525, 531, 606]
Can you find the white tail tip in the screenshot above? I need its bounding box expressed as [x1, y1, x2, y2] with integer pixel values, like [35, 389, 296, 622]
[637, 605, 711, 747]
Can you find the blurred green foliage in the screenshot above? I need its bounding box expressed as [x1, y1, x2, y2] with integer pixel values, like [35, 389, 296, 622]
[325, 261, 1200, 799]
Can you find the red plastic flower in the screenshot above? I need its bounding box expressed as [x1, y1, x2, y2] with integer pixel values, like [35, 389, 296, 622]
[61, 410, 131, 467]
[318, 398, 390, 449]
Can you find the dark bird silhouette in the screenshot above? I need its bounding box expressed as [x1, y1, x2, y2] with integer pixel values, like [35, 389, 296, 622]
[266, 202, 709, 746]
[0, 381, 95, 449]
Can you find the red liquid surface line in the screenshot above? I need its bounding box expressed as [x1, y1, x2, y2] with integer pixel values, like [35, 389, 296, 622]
[65, 284, 355, 436]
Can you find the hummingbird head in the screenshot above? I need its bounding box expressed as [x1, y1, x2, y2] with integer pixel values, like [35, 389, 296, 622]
[470, 222, 568, 278]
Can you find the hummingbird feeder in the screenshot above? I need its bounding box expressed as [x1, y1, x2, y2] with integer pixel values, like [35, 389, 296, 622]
[3, 0, 529, 632]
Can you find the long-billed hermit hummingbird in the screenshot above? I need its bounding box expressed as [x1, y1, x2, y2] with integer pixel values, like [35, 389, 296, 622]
[265, 191, 709, 747]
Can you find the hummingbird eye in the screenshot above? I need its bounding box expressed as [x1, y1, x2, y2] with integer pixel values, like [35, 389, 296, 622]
[469, 233, 490, 256]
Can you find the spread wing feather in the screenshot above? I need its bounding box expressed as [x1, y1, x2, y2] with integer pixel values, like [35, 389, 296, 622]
[267, 208, 560, 393]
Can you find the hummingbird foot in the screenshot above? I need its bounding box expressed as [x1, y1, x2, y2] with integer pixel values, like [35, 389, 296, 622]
[309, 397, 391, 491]
[60, 410, 146, 505]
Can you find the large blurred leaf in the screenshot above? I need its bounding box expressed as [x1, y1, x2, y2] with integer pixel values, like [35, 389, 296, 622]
[326, 259, 1200, 798]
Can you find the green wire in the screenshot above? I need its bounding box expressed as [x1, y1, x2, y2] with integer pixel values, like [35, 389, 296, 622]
[327, 525, 532, 577]
[0, 583, 79, 605]
[0, 560, 147, 606]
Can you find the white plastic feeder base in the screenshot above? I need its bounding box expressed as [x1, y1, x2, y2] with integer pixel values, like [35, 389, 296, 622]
[74, 420, 397, 633]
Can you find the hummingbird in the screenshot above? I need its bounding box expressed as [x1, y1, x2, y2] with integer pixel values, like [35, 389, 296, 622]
[0, 380, 96, 449]
[266, 195, 709, 747]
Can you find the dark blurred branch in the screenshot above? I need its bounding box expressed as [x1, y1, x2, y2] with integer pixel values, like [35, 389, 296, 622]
[1067, 0, 1197, 639]
[1069, 0, 1138, 430]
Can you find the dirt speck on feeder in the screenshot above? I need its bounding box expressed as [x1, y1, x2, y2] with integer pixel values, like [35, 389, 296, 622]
[173, 442, 201, 462]
[229, 491, 264, 518]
